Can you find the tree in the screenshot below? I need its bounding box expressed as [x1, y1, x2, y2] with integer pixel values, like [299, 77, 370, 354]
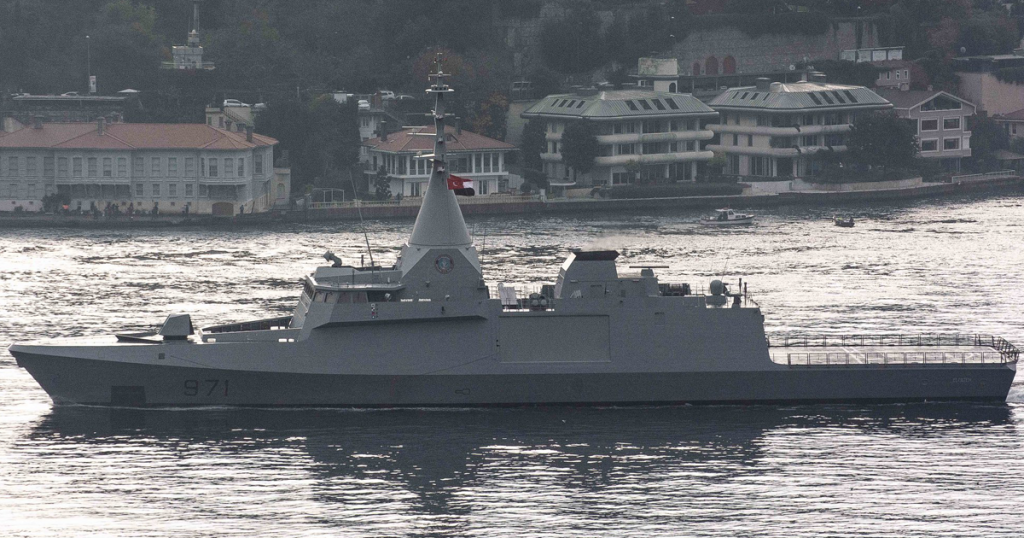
[520, 119, 548, 188]
[560, 119, 600, 180]
[471, 92, 510, 141]
[967, 115, 1009, 171]
[374, 166, 392, 200]
[539, 8, 605, 73]
[846, 111, 919, 178]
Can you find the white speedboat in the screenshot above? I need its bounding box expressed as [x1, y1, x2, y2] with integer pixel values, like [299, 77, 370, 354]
[702, 209, 754, 226]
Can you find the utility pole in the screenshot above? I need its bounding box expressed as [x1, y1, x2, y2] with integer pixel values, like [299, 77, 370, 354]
[86, 35, 93, 94]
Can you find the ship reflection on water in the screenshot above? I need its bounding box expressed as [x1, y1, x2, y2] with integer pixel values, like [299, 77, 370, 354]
[23, 404, 1017, 531]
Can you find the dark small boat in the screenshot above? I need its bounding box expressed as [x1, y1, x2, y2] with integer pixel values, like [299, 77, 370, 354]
[834, 216, 855, 228]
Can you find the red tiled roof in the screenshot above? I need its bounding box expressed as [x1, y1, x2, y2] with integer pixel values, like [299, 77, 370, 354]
[363, 125, 515, 154]
[994, 108, 1024, 121]
[0, 122, 277, 150]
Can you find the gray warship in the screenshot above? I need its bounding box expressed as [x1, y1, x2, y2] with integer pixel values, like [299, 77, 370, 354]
[10, 60, 1019, 407]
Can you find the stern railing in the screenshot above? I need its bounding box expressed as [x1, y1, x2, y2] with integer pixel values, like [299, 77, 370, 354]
[768, 334, 1019, 365]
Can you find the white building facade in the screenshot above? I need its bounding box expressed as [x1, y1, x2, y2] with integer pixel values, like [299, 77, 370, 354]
[0, 121, 286, 215]
[361, 126, 516, 197]
[707, 76, 891, 179]
[521, 89, 718, 186]
[876, 89, 974, 172]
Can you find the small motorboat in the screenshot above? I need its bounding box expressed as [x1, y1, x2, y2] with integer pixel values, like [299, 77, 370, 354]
[702, 208, 755, 226]
[834, 216, 855, 228]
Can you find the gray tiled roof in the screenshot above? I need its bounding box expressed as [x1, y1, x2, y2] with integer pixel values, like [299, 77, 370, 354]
[522, 90, 716, 120]
[709, 82, 891, 112]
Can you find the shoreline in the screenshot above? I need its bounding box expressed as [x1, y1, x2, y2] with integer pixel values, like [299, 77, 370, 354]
[1, 175, 1020, 229]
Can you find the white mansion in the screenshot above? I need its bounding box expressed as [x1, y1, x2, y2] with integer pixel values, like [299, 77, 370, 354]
[521, 89, 718, 185]
[707, 75, 892, 179]
[0, 120, 287, 215]
[361, 125, 516, 197]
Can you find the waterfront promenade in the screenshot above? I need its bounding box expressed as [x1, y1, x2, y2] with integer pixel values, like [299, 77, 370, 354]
[1, 171, 1020, 228]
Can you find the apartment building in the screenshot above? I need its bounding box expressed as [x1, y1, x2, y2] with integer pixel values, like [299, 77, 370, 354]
[362, 125, 515, 197]
[521, 89, 718, 186]
[876, 89, 974, 172]
[0, 120, 286, 215]
[707, 75, 891, 179]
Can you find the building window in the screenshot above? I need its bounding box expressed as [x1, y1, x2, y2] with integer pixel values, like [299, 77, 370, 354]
[185, 184, 194, 197]
[151, 157, 161, 176]
[237, 158, 244, 176]
[943, 117, 961, 130]
[825, 134, 845, 146]
[168, 157, 178, 175]
[612, 171, 634, 185]
[185, 157, 195, 176]
[209, 158, 218, 177]
[88, 157, 98, 177]
[44, 157, 54, 177]
[921, 139, 938, 152]
[6, 157, 17, 176]
[135, 183, 144, 197]
[943, 138, 960, 150]
[616, 144, 635, 155]
[133, 157, 143, 176]
[747, 135, 753, 147]
[73, 157, 82, 177]
[58, 157, 68, 177]
[26, 157, 37, 176]
[152, 183, 161, 196]
[255, 153, 263, 175]
[103, 157, 112, 177]
[224, 158, 234, 177]
[802, 135, 818, 146]
[732, 134, 739, 146]
[169, 183, 178, 197]
[920, 119, 938, 132]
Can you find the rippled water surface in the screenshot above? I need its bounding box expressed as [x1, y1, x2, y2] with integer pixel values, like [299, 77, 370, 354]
[2, 192, 1024, 537]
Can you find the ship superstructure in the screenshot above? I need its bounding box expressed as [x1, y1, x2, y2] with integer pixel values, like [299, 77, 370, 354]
[8, 57, 1018, 407]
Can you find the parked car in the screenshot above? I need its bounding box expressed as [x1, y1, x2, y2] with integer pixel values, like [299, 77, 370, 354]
[397, 94, 416, 101]
[61, 91, 80, 97]
[253, 102, 267, 111]
[378, 90, 396, 100]
[357, 99, 370, 110]
[223, 98, 250, 108]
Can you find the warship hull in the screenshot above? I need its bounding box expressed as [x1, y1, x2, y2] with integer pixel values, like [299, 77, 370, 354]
[12, 349, 1015, 407]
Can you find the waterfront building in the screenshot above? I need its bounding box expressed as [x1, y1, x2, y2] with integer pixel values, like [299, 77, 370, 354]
[953, 54, 1024, 115]
[0, 120, 287, 214]
[521, 89, 717, 186]
[706, 74, 891, 179]
[993, 108, 1024, 140]
[361, 125, 515, 197]
[876, 89, 974, 173]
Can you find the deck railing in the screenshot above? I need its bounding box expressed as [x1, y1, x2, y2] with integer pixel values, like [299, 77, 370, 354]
[769, 334, 1019, 365]
[780, 350, 1010, 366]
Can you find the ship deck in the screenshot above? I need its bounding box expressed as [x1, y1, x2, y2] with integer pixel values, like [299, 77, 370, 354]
[770, 344, 1010, 366]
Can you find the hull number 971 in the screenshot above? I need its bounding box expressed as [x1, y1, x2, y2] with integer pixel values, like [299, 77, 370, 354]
[184, 379, 230, 397]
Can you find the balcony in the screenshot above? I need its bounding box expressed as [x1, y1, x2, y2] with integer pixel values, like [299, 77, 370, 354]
[705, 144, 799, 157]
[596, 130, 714, 145]
[594, 151, 714, 167]
[709, 123, 852, 136]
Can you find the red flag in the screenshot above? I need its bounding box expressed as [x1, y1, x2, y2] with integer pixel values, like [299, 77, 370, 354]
[446, 174, 475, 196]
